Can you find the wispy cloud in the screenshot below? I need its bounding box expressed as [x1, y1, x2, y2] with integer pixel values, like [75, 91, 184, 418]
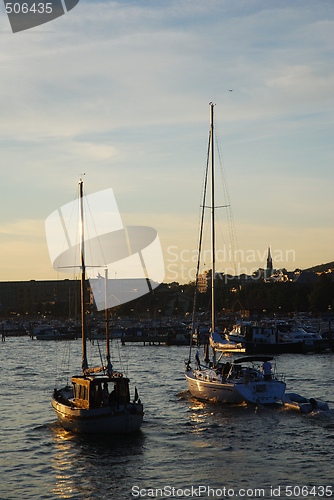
[0, 0, 333, 280]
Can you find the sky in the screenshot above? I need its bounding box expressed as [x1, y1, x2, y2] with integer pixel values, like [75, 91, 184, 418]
[0, 0, 333, 284]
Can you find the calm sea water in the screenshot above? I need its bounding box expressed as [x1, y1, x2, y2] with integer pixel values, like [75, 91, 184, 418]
[1, 336, 334, 500]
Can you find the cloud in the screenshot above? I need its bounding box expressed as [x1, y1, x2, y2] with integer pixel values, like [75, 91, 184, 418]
[0, 0, 333, 281]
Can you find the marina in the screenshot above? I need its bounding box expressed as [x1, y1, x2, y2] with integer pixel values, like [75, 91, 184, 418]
[0, 95, 332, 495]
[2, 315, 334, 351]
[0, 336, 333, 499]
[1, 1, 333, 498]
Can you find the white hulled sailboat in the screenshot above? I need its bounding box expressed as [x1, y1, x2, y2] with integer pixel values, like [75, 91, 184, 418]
[185, 103, 286, 405]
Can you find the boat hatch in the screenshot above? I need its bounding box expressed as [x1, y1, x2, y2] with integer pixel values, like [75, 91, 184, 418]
[72, 377, 91, 409]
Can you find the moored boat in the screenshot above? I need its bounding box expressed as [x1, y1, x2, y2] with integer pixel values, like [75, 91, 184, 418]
[209, 331, 245, 353]
[227, 321, 329, 354]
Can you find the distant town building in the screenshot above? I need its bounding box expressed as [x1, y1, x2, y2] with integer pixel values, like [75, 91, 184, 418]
[0, 280, 81, 316]
[197, 273, 208, 293]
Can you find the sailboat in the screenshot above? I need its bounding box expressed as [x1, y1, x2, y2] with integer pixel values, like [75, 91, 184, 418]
[51, 179, 144, 433]
[185, 103, 286, 405]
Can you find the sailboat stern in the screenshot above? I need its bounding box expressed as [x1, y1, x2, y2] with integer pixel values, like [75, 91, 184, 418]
[235, 379, 286, 405]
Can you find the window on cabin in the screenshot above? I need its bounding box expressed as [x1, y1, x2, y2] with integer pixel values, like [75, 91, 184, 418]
[116, 379, 130, 404]
[90, 383, 102, 408]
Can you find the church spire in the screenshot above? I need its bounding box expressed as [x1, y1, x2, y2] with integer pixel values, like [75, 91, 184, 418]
[265, 246, 273, 279]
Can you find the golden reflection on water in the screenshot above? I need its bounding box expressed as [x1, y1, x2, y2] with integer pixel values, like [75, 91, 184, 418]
[188, 400, 209, 437]
[187, 399, 224, 451]
[50, 425, 77, 499]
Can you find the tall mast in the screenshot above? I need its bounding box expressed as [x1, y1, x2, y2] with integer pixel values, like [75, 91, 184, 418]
[79, 178, 88, 374]
[105, 269, 113, 376]
[209, 102, 216, 334]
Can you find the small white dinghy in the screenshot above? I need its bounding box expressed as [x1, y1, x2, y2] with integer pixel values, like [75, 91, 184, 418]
[283, 392, 329, 414]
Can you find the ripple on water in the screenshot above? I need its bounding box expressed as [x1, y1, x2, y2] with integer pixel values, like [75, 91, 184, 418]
[1, 341, 334, 499]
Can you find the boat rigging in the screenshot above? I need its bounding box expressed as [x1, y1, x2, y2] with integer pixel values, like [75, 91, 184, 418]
[185, 103, 286, 405]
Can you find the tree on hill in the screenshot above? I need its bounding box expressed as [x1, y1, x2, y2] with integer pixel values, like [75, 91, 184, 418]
[308, 273, 334, 313]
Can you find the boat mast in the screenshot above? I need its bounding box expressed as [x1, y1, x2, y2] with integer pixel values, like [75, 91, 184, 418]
[79, 178, 88, 374]
[188, 134, 210, 365]
[105, 268, 113, 376]
[209, 102, 216, 334]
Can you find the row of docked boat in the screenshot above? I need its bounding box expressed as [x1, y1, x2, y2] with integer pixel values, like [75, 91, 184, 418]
[3, 315, 332, 352]
[224, 319, 332, 354]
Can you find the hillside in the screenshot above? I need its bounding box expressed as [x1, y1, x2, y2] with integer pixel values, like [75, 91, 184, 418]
[303, 261, 334, 273]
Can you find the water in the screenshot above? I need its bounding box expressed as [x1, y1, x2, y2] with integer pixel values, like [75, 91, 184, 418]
[1, 337, 334, 499]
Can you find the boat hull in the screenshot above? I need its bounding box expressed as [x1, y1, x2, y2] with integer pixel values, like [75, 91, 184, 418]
[185, 371, 244, 404]
[244, 340, 330, 355]
[235, 380, 286, 404]
[52, 398, 144, 434]
[244, 341, 303, 355]
[185, 369, 286, 405]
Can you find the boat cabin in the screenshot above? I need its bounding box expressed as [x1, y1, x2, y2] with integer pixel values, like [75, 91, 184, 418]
[71, 374, 130, 409]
